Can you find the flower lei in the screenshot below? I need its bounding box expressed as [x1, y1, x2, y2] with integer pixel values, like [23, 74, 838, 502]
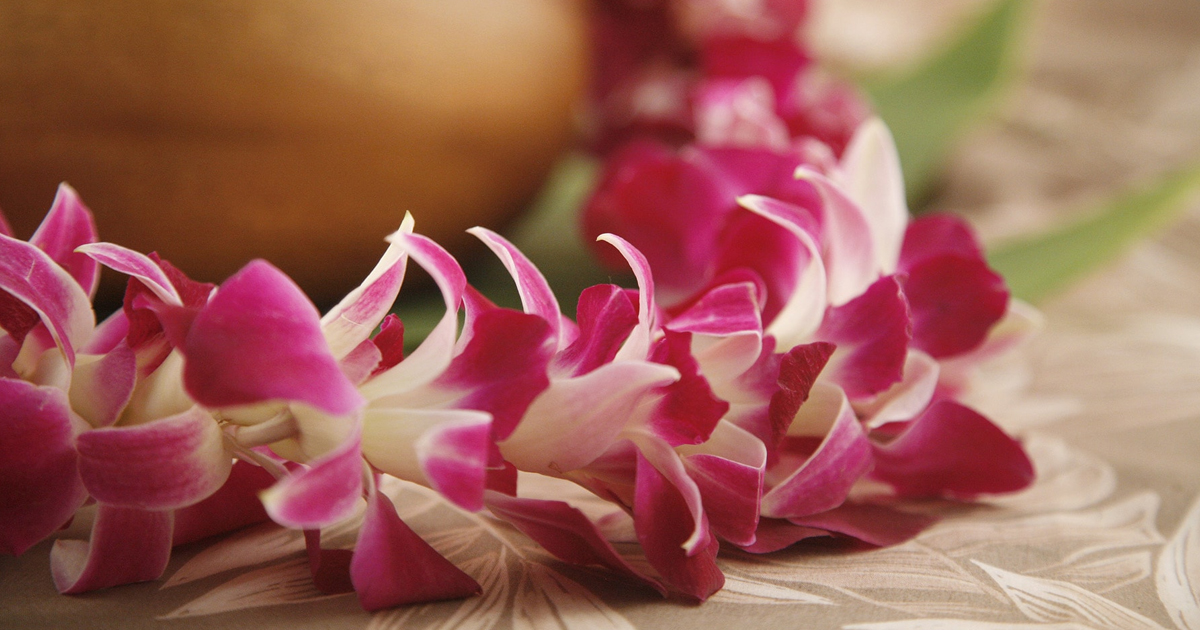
[0, 0, 1036, 612]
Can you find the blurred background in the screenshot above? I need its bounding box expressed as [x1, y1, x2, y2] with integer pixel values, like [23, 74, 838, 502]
[1, 0, 1197, 310]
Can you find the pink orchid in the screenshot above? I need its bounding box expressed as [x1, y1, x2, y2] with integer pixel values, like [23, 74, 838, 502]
[0, 187, 258, 595]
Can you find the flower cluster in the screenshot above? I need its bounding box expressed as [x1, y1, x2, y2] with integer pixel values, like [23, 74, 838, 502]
[1, 0, 1034, 611]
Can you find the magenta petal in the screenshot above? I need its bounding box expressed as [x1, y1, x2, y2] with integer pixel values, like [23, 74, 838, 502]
[78, 243, 182, 305]
[666, 281, 761, 338]
[485, 491, 664, 594]
[30, 184, 100, 297]
[683, 452, 761, 547]
[816, 275, 911, 398]
[69, 342, 136, 428]
[351, 486, 480, 610]
[739, 519, 829, 554]
[470, 227, 565, 348]
[173, 460, 275, 546]
[262, 423, 363, 529]
[633, 450, 724, 601]
[321, 216, 412, 361]
[761, 393, 872, 519]
[51, 505, 173, 593]
[793, 166, 879, 305]
[788, 502, 938, 547]
[304, 529, 355, 595]
[553, 284, 638, 377]
[767, 341, 836, 447]
[0, 379, 88, 556]
[0, 233, 94, 366]
[643, 331, 728, 446]
[899, 213, 986, 267]
[183, 260, 364, 416]
[902, 254, 1009, 359]
[597, 234, 658, 361]
[870, 401, 1034, 499]
[76, 407, 231, 510]
[433, 308, 554, 441]
[416, 416, 492, 512]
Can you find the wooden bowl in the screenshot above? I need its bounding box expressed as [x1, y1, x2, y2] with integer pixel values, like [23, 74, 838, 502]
[0, 0, 588, 306]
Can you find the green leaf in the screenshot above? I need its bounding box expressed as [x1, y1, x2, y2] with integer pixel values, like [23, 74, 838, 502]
[989, 164, 1200, 304]
[865, 0, 1030, 205]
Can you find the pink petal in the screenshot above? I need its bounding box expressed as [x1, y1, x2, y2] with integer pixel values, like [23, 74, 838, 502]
[183, 260, 364, 416]
[500, 361, 679, 475]
[870, 401, 1034, 499]
[666, 281, 761, 339]
[51, 505, 173, 593]
[553, 284, 638, 377]
[68, 342, 136, 428]
[30, 183, 100, 297]
[641, 331, 728, 447]
[902, 254, 1009, 359]
[0, 379, 88, 555]
[0, 233, 94, 366]
[76, 406, 231, 510]
[788, 502, 938, 547]
[321, 215, 413, 360]
[432, 308, 554, 441]
[340, 339, 384, 386]
[835, 118, 909, 273]
[738, 518, 829, 554]
[856, 350, 940, 429]
[693, 77, 790, 151]
[708, 212, 805, 325]
[631, 436, 709, 555]
[368, 314, 406, 378]
[761, 391, 872, 518]
[899, 213, 985, 267]
[352, 486, 481, 609]
[794, 166, 880, 304]
[485, 491, 664, 594]
[766, 341, 835, 448]
[414, 414, 492, 512]
[633, 450, 724, 601]
[0, 208, 11, 236]
[678, 422, 766, 546]
[82, 310, 130, 355]
[361, 233, 466, 398]
[815, 275, 911, 398]
[597, 234, 658, 361]
[737, 194, 828, 347]
[700, 35, 808, 101]
[77, 243, 181, 305]
[261, 422, 363, 529]
[173, 460, 276, 546]
[304, 529, 355, 595]
[469, 227, 565, 349]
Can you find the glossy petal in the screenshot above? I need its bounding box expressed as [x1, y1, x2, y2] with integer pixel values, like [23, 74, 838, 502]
[870, 401, 1034, 499]
[0, 233, 94, 366]
[485, 491, 664, 594]
[500, 361, 679, 475]
[183, 260, 364, 416]
[633, 449, 724, 601]
[30, 183, 100, 297]
[351, 487, 481, 609]
[761, 390, 872, 518]
[261, 423, 363, 529]
[737, 194, 828, 346]
[51, 505, 173, 593]
[321, 215, 413, 361]
[470, 226, 565, 349]
[76, 406, 231, 510]
[0, 380, 88, 556]
[815, 275, 911, 398]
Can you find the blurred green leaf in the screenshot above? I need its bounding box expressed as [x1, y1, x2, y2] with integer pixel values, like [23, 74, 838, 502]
[866, 0, 1030, 205]
[989, 164, 1200, 304]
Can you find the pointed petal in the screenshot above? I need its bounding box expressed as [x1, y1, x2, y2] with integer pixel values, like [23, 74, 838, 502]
[500, 361, 679, 475]
[816, 275, 911, 398]
[553, 284, 638, 377]
[761, 390, 872, 518]
[836, 118, 908, 273]
[261, 423, 363, 529]
[738, 194, 828, 347]
[598, 234, 658, 361]
[871, 401, 1034, 499]
[633, 449, 724, 601]
[0, 380, 88, 556]
[485, 491, 664, 594]
[469, 227, 564, 349]
[77, 406, 231, 510]
[794, 166, 880, 304]
[173, 460, 275, 546]
[31, 183, 99, 297]
[361, 233, 466, 398]
[77, 243, 182, 305]
[321, 215, 413, 360]
[352, 486, 481, 609]
[51, 505, 173, 593]
[183, 260, 364, 416]
[69, 343, 136, 428]
[0, 233, 94, 366]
